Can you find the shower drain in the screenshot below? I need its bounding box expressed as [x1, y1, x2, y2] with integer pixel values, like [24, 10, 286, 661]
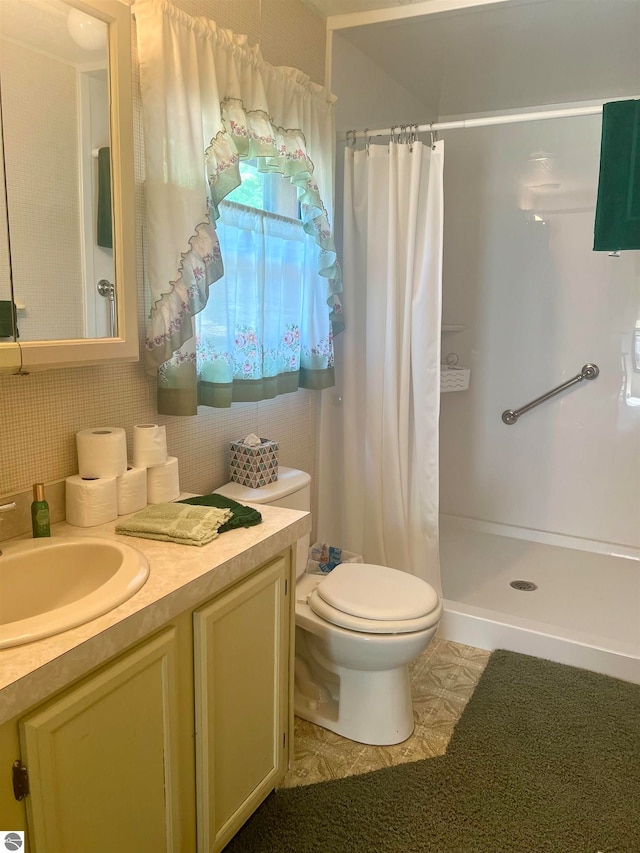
[510, 580, 538, 592]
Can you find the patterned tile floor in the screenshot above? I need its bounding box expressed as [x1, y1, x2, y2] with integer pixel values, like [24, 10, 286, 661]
[281, 637, 491, 789]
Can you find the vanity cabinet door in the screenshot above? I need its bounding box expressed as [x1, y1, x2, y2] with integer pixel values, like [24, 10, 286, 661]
[19, 628, 183, 852]
[193, 556, 290, 853]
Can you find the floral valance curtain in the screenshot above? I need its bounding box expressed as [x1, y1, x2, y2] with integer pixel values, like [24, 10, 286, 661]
[134, 0, 343, 414]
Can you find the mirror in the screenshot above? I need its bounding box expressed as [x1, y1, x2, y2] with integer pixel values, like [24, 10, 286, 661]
[0, 0, 137, 371]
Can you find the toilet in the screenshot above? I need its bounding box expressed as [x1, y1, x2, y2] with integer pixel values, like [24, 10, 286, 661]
[214, 467, 443, 746]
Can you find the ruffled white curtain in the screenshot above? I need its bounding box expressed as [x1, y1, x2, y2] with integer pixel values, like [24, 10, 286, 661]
[317, 141, 444, 589]
[134, 0, 342, 414]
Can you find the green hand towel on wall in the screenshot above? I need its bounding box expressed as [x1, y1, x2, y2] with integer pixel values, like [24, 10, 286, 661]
[593, 99, 640, 251]
[116, 502, 233, 546]
[97, 146, 113, 249]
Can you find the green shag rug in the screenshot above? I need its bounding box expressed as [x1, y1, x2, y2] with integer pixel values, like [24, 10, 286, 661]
[225, 650, 640, 853]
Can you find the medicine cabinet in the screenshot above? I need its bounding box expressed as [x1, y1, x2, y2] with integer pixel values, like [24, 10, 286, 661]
[0, 0, 137, 371]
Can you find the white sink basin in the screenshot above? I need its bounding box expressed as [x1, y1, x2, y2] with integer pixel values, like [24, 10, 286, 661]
[0, 537, 149, 649]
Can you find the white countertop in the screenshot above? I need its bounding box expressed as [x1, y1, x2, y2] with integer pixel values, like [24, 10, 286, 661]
[0, 503, 310, 724]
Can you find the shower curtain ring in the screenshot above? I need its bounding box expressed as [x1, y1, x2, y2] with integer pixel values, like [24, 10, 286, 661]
[364, 128, 370, 154]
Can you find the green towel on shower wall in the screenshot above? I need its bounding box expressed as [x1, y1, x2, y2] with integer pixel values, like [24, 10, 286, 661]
[593, 99, 640, 251]
[97, 146, 113, 249]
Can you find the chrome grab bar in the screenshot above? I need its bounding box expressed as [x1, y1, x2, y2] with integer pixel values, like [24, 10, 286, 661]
[502, 363, 599, 425]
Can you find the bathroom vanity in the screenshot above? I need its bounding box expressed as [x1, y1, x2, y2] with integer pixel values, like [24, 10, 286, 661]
[0, 505, 310, 851]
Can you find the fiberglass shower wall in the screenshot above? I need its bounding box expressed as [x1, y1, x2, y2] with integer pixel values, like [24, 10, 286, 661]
[438, 114, 640, 549]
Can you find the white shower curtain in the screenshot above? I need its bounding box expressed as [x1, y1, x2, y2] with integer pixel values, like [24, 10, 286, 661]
[317, 140, 444, 590]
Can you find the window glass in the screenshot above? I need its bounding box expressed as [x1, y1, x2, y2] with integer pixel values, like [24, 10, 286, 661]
[227, 160, 299, 220]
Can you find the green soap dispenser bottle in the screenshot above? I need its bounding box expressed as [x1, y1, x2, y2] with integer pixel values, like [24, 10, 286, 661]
[31, 483, 51, 538]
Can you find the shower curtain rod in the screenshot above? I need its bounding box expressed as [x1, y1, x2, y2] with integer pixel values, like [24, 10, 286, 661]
[341, 96, 639, 141]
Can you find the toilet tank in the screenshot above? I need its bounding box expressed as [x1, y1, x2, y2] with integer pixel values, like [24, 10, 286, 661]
[214, 467, 311, 577]
[214, 467, 311, 511]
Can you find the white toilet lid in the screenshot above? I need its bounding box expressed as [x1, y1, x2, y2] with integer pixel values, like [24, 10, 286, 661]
[308, 589, 442, 634]
[313, 563, 440, 623]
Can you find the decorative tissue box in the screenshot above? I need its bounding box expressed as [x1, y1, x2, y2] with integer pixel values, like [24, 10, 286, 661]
[229, 438, 279, 488]
[441, 367, 471, 392]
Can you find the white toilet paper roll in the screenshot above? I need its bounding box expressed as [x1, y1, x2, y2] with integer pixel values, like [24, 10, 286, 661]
[146, 456, 180, 504]
[132, 424, 168, 468]
[116, 465, 148, 515]
[76, 427, 128, 479]
[65, 475, 118, 527]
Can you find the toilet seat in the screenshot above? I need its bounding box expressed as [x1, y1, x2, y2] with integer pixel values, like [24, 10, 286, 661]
[308, 563, 442, 634]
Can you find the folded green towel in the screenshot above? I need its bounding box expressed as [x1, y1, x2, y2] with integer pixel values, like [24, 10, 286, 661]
[116, 502, 233, 546]
[178, 493, 262, 533]
[593, 99, 640, 251]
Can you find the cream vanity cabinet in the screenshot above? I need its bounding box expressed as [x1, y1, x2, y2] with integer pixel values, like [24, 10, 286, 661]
[16, 626, 189, 851]
[194, 556, 290, 851]
[1, 552, 292, 852]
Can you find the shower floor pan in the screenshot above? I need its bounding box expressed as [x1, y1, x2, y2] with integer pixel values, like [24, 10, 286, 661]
[438, 514, 640, 684]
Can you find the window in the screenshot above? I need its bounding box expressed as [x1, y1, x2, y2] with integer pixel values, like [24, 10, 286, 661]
[194, 161, 334, 406]
[227, 160, 300, 219]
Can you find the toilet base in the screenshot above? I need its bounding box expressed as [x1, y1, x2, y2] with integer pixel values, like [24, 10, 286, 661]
[294, 655, 415, 745]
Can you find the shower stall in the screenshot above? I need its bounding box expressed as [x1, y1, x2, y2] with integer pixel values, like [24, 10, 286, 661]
[437, 111, 639, 682]
[329, 0, 640, 683]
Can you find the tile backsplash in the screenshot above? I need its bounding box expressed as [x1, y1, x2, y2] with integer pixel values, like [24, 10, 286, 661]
[0, 359, 317, 540]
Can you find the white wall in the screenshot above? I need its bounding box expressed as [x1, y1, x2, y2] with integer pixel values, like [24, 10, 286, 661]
[338, 0, 640, 119]
[331, 32, 431, 279]
[331, 32, 431, 132]
[439, 115, 640, 547]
